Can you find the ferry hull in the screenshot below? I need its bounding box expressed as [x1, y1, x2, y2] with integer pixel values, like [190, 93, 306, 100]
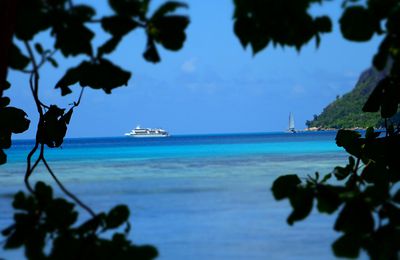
[125, 134, 169, 138]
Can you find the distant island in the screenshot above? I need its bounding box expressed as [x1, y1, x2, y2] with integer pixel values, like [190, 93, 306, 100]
[305, 66, 399, 130]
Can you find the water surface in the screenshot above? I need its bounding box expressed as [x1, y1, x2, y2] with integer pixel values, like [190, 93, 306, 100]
[0, 132, 357, 259]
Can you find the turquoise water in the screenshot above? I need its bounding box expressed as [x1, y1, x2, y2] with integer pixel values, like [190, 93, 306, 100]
[0, 132, 359, 259]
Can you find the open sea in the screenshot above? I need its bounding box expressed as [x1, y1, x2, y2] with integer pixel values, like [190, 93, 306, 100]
[0, 132, 363, 259]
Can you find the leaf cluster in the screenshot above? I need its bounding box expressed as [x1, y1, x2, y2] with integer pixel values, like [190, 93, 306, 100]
[272, 128, 400, 259]
[0, 81, 30, 164]
[2, 0, 190, 160]
[2, 182, 158, 260]
[8, 0, 189, 94]
[240, 1, 400, 257]
[38, 105, 73, 148]
[2, 0, 191, 258]
[233, 0, 332, 54]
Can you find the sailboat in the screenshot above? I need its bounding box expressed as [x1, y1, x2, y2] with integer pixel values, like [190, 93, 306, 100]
[288, 112, 296, 133]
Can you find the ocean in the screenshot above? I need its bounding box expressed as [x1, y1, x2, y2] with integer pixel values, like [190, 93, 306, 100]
[0, 132, 362, 259]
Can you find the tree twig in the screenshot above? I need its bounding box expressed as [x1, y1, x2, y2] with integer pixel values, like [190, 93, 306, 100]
[41, 149, 96, 217]
[24, 141, 39, 194]
[24, 37, 96, 217]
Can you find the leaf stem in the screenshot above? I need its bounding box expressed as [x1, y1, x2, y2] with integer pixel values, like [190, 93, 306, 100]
[24, 40, 95, 217]
[41, 148, 96, 218]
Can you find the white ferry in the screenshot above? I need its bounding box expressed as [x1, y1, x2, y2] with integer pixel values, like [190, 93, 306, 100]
[125, 126, 169, 137]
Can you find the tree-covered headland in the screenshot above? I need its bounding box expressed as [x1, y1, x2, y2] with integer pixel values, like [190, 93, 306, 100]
[306, 66, 400, 129]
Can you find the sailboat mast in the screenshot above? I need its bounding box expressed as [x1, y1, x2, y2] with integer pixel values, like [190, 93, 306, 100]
[288, 112, 295, 132]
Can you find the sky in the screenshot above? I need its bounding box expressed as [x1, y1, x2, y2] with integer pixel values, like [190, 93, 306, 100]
[7, 0, 383, 138]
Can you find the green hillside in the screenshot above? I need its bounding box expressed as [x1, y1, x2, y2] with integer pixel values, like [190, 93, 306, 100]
[306, 68, 394, 129]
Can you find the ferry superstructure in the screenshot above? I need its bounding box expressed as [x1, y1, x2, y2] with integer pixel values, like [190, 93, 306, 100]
[125, 126, 169, 137]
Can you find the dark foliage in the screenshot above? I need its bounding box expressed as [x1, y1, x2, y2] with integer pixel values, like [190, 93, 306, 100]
[1, 0, 189, 259]
[232, 0, 400, 258]
[2, 182, 158, 260]
[272, 129, 400, 259]
[0, 103, 30, 164]
[233, 0, 332, 54]
[55, 59, 131, 95]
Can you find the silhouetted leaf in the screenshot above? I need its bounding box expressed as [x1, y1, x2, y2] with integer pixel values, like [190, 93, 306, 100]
[9, 43, 30, 70]
[38, 105, 70, 148]
[46, 0, 67, 7]
[101, 16, 138, 36]
[77, 213, 106, 234]
[314, 16, 332, 33]
[151, 1, 188, 20]
[35, 182, 53, 207]
[4, 231, 24, 249]
[321, 173, 332, 183]
[287, 187, 314, 225]
[56, 60, 131, 95]
[373, 50, 388, 71]
[367, 224, 400, 260]
[382, 203, 400, 226]
[98, 36, 123, 57]
[0, 81, 11, 91]
[47, 57, 58, 68]
[0, 97, 10, 108]
[14, 0, 50, 40]
[234, 16, 252, 49]
[0, 131, 11, 149]
[0, 149, 6, 164]
[335, 130, 363, 157]
[12, 191, 35, 211]
[340, 6, 376, 42]
[106, 205, 130, 229]
[364, 185, 389, 208]
[336, 130, 361, 147]
[271, 174, 301, 200]
[0, 107, 30, 134]
[317, 185, 343, 214]
[363, 77, 387, 113]
[365, 127, 380, 140]
[1, 224, 14, 237]
[368, 0, 398, 19]
[46, 198, 77, 230]
[79, 59, 131, 93]
[143, 37, 161, 63]
[335, 198, 374, 234]
[332, 234, 361, 258]
[50, 233, 82, 259]
[25, 229, 46, 259]
[334, 156, 355, 181]
[53, 23, 94, 57]
[393, 190, 400, 203]
[63, 108, 73, 124]
[55, 64, 84, 95]
[249, 26, 270, 55]
[108, 0, 149, 18]
[34, 43, 43, 54]
[380, 79, 399, 118]
[334, 166, 352, 180]
[385, 6, 400, 34]
[70, 5, 96, 22]
[150, 15, 190, 51]
[128, 245, 158, 259]
[361, 162, 389, 187]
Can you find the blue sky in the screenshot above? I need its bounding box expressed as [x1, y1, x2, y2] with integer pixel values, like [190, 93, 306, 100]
[8, 0, 382, 138]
